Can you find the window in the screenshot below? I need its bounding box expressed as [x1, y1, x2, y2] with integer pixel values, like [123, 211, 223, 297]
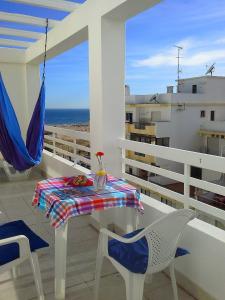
[126, 112, 133, 123]
[134, 152, 145, 157]
[135, 123, 145, 130]
[192, 84, 197, 94]
[130, 134, 141, 142]
[200, 110, 205, 118]
[156, 137, 170, 147]
[210, 111, 215, 121]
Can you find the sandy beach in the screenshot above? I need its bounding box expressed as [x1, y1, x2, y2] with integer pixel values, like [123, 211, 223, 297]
[54, 124, 90, 132]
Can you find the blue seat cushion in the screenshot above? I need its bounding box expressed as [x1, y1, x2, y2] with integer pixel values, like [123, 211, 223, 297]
[108, 228, 189, 274]
[0, 220, 49, 266]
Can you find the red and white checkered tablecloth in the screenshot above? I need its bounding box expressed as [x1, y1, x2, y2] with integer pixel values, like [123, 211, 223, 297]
[33, 175, 143, 228]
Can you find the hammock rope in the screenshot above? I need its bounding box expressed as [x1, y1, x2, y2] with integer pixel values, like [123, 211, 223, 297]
[42, 18, 49, 82]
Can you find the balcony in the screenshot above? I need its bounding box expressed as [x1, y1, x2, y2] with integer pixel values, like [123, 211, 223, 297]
[0, 168, 196, 300]
[200, 121, 225, 138]
[1, 130, 225, 299]
[1, 1, 225, 300]
[126, 122, 156, 136]
[34, 129, 225, 300]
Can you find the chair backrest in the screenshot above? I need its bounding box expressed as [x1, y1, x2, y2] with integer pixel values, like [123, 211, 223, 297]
[143, 209, 195, 274]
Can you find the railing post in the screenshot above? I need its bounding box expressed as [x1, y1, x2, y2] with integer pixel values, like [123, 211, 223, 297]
[53, 132, 56, 156]
[73, 138, 77, 165]
[184, 164, 191, 209]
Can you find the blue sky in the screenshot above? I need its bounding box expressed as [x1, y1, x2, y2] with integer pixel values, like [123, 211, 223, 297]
[1, 0, 225, 108]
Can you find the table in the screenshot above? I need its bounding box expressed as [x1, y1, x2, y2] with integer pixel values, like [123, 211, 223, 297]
[33, 175, 143, 300]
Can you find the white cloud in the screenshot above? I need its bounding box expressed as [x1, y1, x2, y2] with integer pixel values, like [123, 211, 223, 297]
[133, 37, 225, 68]
[215, 37, 225, 45]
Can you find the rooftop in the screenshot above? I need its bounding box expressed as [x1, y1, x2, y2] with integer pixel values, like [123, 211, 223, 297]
[177, 76, 225, 81]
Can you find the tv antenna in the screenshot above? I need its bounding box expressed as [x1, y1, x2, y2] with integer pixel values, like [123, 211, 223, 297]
[174, 45, 183, 93]
[205, 63, 215, 76]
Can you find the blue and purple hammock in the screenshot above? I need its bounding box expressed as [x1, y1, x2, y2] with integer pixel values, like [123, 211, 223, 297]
[0, 73, 45, 171]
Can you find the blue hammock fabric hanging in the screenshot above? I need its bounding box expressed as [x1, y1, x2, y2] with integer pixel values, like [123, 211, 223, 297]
[0, 19, 48, 172]
[0, 74, 45, 171]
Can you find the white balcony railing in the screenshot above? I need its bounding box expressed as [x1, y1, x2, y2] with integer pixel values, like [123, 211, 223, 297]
[44, 125, 91, 169]
[119, 138, 225, 224]
[43, 128, 225, 226]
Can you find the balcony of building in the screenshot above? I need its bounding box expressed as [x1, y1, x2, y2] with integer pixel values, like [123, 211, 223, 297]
[126, 122, 156, 136]
[1, 1, 225, 300]
[199, 121, 225, 138]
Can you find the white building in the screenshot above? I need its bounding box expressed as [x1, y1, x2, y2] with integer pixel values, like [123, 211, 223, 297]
[126, 75, 225, 155]
[126, 76, 225, 223]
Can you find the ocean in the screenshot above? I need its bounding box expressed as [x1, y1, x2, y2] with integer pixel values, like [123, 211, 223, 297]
[45, 109, 90, 125]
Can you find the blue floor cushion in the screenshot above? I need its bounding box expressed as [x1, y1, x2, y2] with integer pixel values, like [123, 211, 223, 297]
[108, 228, 189, 274]
[0, 220, 49, 266]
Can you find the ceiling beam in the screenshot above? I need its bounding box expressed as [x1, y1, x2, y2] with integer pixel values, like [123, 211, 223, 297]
[0, 38, 32, 48]
[25, 0, 160, 64]
[7, 0, 80, 12]
[0, 12, 58, 28]
[0, 27, 44, 39]
[0, 48, 26, 63]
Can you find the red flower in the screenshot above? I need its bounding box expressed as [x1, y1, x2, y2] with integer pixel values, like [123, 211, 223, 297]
[96, 151, 104, 157]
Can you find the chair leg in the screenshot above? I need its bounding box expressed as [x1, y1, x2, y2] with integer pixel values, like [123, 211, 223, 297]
[125, 273, 145, 300]
[30, 252, 44, 300]
[169, 262, 179, 300]
[94, 248, 104, 300]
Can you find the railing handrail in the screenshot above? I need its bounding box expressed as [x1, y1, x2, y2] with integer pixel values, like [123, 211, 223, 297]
[44, 125, 91, 168]
[119, 138, 225, 173]
[45, 125, 90, 141]
[119, 137, 225, 223]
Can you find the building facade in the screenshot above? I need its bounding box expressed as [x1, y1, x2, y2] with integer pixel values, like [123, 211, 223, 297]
[125, 76, 225, 227]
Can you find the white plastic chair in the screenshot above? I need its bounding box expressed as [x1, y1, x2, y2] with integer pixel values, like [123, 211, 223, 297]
[94, 209, 195, 300]
[0, 235, 45, 300]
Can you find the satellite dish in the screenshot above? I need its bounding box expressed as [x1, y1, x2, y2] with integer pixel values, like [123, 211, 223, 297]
[205, 63, 215, 76]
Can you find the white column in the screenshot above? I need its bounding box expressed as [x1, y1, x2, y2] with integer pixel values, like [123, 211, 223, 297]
[89, 16, 125, 176]
[25, 63, 41, 127]
[88, 16, 126, 228]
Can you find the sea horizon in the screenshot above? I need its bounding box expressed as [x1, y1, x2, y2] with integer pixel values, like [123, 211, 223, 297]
[45, 108, 90, 125]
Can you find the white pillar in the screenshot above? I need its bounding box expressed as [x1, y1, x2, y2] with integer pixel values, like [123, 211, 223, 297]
[88, 16, 126, 228]
[89, 16, 125, 177]
[25, 64, 41, 125]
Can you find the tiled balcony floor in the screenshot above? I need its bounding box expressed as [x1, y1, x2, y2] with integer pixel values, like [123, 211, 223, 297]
[0, 170, 195, 300]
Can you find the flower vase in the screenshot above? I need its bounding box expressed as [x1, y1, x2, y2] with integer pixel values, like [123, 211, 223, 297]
[94, 170, 107, 191]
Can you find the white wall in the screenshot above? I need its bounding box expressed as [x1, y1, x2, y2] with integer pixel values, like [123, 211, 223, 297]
[0, 63, 27, 136]
[179, 77, 225, 97]
[0, 63, 40, 137]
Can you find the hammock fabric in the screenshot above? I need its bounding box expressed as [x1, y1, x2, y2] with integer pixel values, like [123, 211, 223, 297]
[0, 73, 45, 171]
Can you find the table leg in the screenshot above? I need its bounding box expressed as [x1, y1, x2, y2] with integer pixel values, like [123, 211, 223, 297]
[125, 208, 139, 232]
[55, 222, 68, 300]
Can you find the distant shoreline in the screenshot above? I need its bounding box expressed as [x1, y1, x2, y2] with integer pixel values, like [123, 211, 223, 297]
[45, 108, 90, 127]
[46, 123, 90, 132]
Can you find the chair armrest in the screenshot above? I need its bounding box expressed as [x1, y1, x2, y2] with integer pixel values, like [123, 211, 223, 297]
[100, 228, 143, 244]
[0, 235, 31, 259]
